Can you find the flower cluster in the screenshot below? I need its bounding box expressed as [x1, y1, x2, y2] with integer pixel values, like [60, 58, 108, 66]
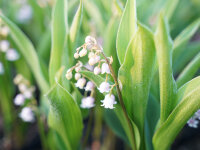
[187, 109, 200, 128]
[0, 21, 20, 75]
[65, 36, 117, 109]
[13, 74, 35, 122]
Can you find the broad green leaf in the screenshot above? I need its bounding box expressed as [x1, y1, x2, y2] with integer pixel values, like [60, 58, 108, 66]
[0, 14, 49, 93]
[173, 19, 200, 71]
[173, 41, 200, 75]
[69, 0, 83, 50]
[118, 23, 156, 149]
[116, 0, 137, 64]
[153, 76, 200, 150]
[49, 0, 68, 86]
[46, 83, 83, 150]
[176, 53, 200, 88]
[163, 0, 180, 20]
[154, 15, 177, 124]
[80, 71, 139, 149]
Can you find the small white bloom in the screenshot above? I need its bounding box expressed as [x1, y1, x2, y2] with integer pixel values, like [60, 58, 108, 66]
[16, 4, 33, 23]
[23, 90, 32, 99]
[187, 118, 199, 128]
[6, 49, 20, 61]
[14, 94, 25, 106]
[0, 26, 9, 36]
[0, 40, 10, 52]
[79, 48, 87, 57]
[18, 83, 27, 93]
[85, 81, 95, 91]
[65, 69, 72, 80]
[19, 107, 35, 122]
[75, 78, 86, 89]
[0, 62, 4, 75]
[75, 73, 81, 80]
[101, 63, 110, 74]
[84, 63, 94, 71]
[75, 66, 81, 72]
[80, 96, 95, 109]
[195, 109, 200, 120]
[98, 82, 110, 93]
[101, 94, 117, 109]
[94, 66, 101, 75]
[95, 55, 100, 62]
[88, 52, 95, 58]
[14, 74, 23, 84]
[88, 55, 100, 66]
[74, 52, 79, 59]
[85, 36, 97, 45]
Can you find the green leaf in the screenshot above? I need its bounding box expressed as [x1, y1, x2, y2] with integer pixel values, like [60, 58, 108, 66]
[154, 15, 177, 124]
[173, 19, 200, 71]
[49, 0, 68, 86]
[118, 23, 156, 149]
[153, 76, 200, 150]
[163, 0, 180, 20]
[176, 53, 200, 88]
[46, 83, 83, 150]
[116, 0, 137, 64]
[69, 0, 83, 49]
[0, 14, 49, 93]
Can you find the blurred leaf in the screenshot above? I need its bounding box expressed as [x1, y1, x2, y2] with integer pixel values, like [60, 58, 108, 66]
[154, 15, 177, 124]
[118, 23, 156, 149]
[69, 0, 83, 50]
[116, 0, 137, 64]
[0, 14, 49, 93]
[176, 52, 200, 88]
[163, 0, 180, 20]
[49, 0, 68, 86]
[153, 76, 200, 150]
[46, 82, 83, 150]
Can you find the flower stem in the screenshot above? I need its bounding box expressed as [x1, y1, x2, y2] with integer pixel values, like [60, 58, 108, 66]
[101, 52, 137, 150]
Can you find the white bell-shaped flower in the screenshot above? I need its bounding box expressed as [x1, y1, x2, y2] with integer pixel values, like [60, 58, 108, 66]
[98, 82, 110, 93]
[79, 48, 87, 57]
[0, 40, 10, 52]
[187, 118, 199, 128]
[0, 62, 4, 75]
[75, 78, 86, 89]
[0, 26, 9, 36]
[14, 94, 25, 106]
[94, 66, 101, 75]
[84, 63, 94, 71]
[195, 109, 200, 120]
[75, 73, 81, 80]
[65, 69, 72, 80]
[6, 49, 20, 61]
[85, 81, 95, 91]
[101, 63, 110, 74]
[101, 94, 117, 109]
[88, 52, 95, 58]
[19, 107, 35, 122]
[18, 83, 28, 93]
[80, 96, 95, 109]
[23, 90, 32, 99]
[88, 55, 100, 66]
[16, 4, 33, 23]
[74, 52, 79, 59]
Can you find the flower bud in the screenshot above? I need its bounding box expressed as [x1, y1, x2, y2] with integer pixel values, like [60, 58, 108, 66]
[79, 48, 87, 57]
[85, 81, 95, 91]
[101, 63, 110, 74]
[18, 83, 27, 93]
[75, 66, 81, 72]
[0, 26, 9, 37]
[65, 70, 72, 80]
[19, 107, 35, 122]
[6, 49, 20, 61]
[75, 78, 86, 89]
[74, 52, 79, 59]
[85, 36, 97, 45]
[187, 118, 198, 128]
[88, 52, 95, 58]
[98, 82, 110, 93]
[75, 73, 81, 80]
[94, 66, 101, 75]
[23, 90, 32, 99]
[0, 40, 10, 52]
[14, 94, 25, 106]
[88, 57, 96, 66]
[80, 96, 95, 109]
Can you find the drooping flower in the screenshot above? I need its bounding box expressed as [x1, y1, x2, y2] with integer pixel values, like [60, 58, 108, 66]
[0, 26, 9, 37]
[0, 40, 10, 52]
[195, 109, 200, 120]
[74, 52, 79, 59]
[80, 96, 95, 109]
[79, 48, 87, 57]
[85, 81, 95, 91]
[88, 52, 95, 58]
[98, 82, 110, 93]
[101, 63, 110, 74]
[23, 90, 32, 99]
[16, 4, 33, 23]
[75, 73, 81, 80]
[19, 107, 35, 122]
[18, 83, 28, 93]
[85, 36, 97, 49]
[88, 55, 100, 66]
[94, 66, 101, 75]
[75, 78, 86, 89]
[187, 118, 199, 128]
[101, 94, 117, 109]
[14, 94, 25, 106]
[0, 62, 4, 75]
[6, 49, 20, 61]
[65, 69, 72, 80]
